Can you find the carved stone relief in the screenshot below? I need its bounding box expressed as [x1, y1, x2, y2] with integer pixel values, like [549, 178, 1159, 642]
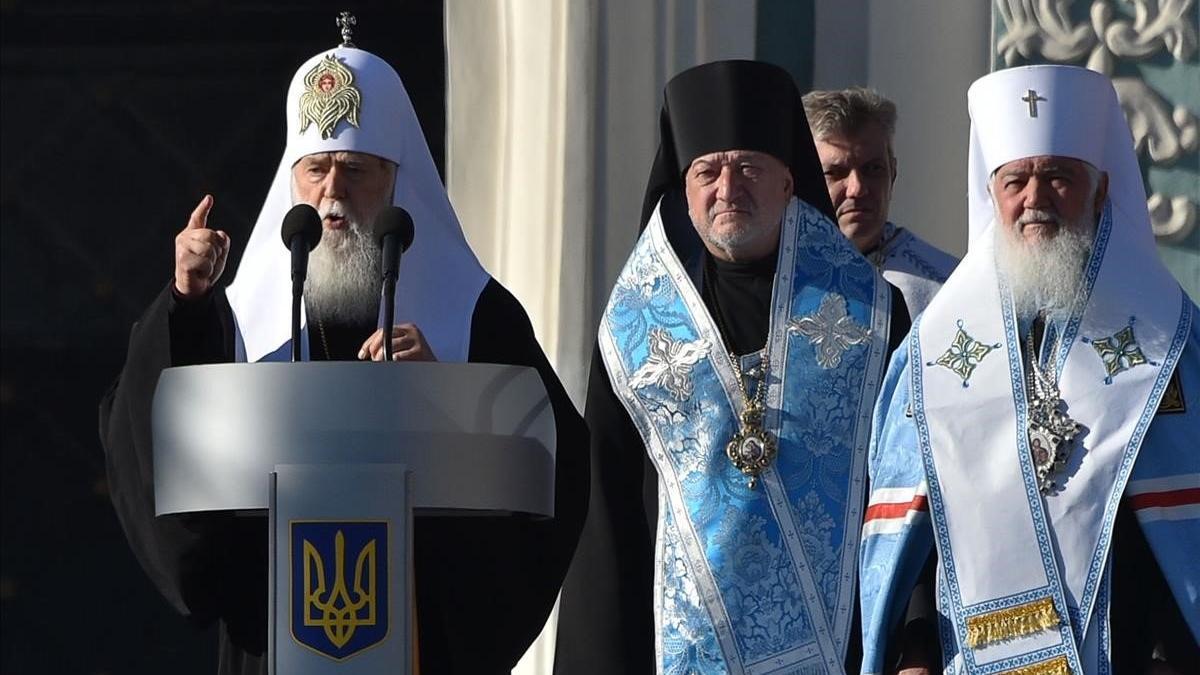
[995, 0, 1198, 243]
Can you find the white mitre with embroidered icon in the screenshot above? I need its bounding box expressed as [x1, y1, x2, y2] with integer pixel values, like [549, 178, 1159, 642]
[227, 17, 486, 364]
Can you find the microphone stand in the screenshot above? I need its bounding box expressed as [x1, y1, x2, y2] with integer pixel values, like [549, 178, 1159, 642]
[292, 277, 304, 363]
[373, 207, 413, 363]
[381, 273, 397, 362]
[280, 203, 321, 362]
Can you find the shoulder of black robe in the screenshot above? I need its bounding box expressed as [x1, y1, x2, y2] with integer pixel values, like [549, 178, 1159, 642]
[98, 281, 239, 621]
[555, 343, 658, 675]
[98, 281, 267, 675]
[101, 278, 588, 675]
[1110, 497, 1200, 671]
[413, 278, 589, 674]
[887, 282, 911, 357]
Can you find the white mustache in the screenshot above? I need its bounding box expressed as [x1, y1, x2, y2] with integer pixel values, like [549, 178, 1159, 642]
[320, 201, 348, 219]
[1016, 208, 1063, 228]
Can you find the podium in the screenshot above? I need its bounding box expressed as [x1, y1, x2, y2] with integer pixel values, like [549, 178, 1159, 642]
[152, 362, 556, 674]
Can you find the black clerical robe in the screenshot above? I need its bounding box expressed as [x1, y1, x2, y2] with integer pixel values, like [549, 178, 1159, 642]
[100, 279, 588, 675]
[554, 252, 911, 675]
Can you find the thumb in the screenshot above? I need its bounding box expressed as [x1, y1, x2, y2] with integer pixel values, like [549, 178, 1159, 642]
[186, 194, 213, 230]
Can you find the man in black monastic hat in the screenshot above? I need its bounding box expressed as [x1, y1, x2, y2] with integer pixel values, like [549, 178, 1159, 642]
[555, 60, 911, 674]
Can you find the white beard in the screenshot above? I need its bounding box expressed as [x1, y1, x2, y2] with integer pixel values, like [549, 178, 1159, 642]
[303, 200, 381, 325]
[993, 208, 1096, 322]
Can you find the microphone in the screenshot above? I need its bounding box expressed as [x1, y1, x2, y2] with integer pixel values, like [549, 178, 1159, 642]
[279, 204, 322, 362]
[372, 207, 415, 361]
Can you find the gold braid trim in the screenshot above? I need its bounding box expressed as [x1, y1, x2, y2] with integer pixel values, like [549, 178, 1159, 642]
[999, 655, 1071, 675]
[966, 596, 1060, 648]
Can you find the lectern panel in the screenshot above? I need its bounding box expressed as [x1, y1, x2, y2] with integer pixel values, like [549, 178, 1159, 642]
[152, 362, 555, 517]
[269, 464, 412, 675]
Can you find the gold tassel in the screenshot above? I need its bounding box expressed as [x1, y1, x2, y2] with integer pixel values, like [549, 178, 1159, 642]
[1000, 655, 1071, 675]
[966, 596, 1060, 648]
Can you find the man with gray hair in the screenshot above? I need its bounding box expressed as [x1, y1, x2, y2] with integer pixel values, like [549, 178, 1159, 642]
[804, 87, 957, 317]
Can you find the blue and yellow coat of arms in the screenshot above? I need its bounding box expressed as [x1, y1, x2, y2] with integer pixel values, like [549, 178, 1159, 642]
[291, 521, 389, 660]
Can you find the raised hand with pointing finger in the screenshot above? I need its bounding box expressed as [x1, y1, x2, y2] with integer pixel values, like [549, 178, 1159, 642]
[102, 35, 591, 675]
[174, 194, 231, 300]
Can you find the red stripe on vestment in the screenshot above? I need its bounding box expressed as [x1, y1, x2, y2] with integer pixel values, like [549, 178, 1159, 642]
[864, 495, 928, 522]
[1129, 487, 1200, 511]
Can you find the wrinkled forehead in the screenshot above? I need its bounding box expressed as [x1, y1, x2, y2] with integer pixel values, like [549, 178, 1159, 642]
[991, 154, 1096, 180]
[687, 149, 787, 169]
[292, 150, 396, 168]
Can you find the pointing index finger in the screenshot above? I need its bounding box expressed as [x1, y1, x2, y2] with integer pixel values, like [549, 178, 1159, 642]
[187, 194, 214, 230]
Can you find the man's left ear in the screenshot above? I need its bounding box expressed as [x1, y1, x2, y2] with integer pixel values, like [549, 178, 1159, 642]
[890, 155, 899, 187]
[1094, 172, 1109, 213]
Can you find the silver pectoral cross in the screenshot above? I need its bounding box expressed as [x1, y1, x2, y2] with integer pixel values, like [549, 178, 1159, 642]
[1022, 89, 1046, 118]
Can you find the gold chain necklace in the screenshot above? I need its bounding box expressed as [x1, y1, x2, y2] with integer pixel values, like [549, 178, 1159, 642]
[704, 254, 779, 489]
[315, 316, 332, 360]
[724, 350, 778, 488]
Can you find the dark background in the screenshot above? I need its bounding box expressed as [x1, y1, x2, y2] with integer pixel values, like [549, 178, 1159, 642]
[0, 3, 446, 672]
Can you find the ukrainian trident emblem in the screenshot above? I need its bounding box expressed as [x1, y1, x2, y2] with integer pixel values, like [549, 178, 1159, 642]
[298, 54, 363, 139]
[291, 521, 388, 660]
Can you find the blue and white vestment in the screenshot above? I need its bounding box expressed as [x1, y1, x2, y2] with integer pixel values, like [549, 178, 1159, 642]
[875, 222, 958, 319]
[860, 65, 1200, 675]
[601, 197, 892, 674]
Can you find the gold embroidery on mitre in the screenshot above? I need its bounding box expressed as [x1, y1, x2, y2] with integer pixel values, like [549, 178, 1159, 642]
[965, 596, 1060, 648]
[1000, 655, 1071, 675]
[298, 54, 362, 139]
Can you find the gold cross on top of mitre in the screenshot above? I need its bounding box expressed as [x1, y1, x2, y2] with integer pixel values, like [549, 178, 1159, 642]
[337, 11, 357, 48]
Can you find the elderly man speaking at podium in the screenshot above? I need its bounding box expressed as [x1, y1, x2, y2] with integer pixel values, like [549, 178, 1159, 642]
[99, 16, 586, 675]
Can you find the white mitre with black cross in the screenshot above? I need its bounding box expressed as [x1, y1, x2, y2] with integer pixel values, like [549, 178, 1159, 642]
[905, 64, 1191, 671]
[227, 15, 487, 363]
[965, 65, 1143, 246]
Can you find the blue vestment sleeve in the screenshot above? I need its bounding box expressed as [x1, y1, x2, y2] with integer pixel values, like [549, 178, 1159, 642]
[1127, 313, 1200, 651]
[860, 331, 936, 674]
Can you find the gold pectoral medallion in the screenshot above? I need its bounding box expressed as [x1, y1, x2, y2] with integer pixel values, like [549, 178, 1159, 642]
[726, 403, 777, 489]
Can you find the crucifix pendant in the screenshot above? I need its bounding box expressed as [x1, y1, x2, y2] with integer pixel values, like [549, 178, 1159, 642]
[726, 404, 778, 488]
